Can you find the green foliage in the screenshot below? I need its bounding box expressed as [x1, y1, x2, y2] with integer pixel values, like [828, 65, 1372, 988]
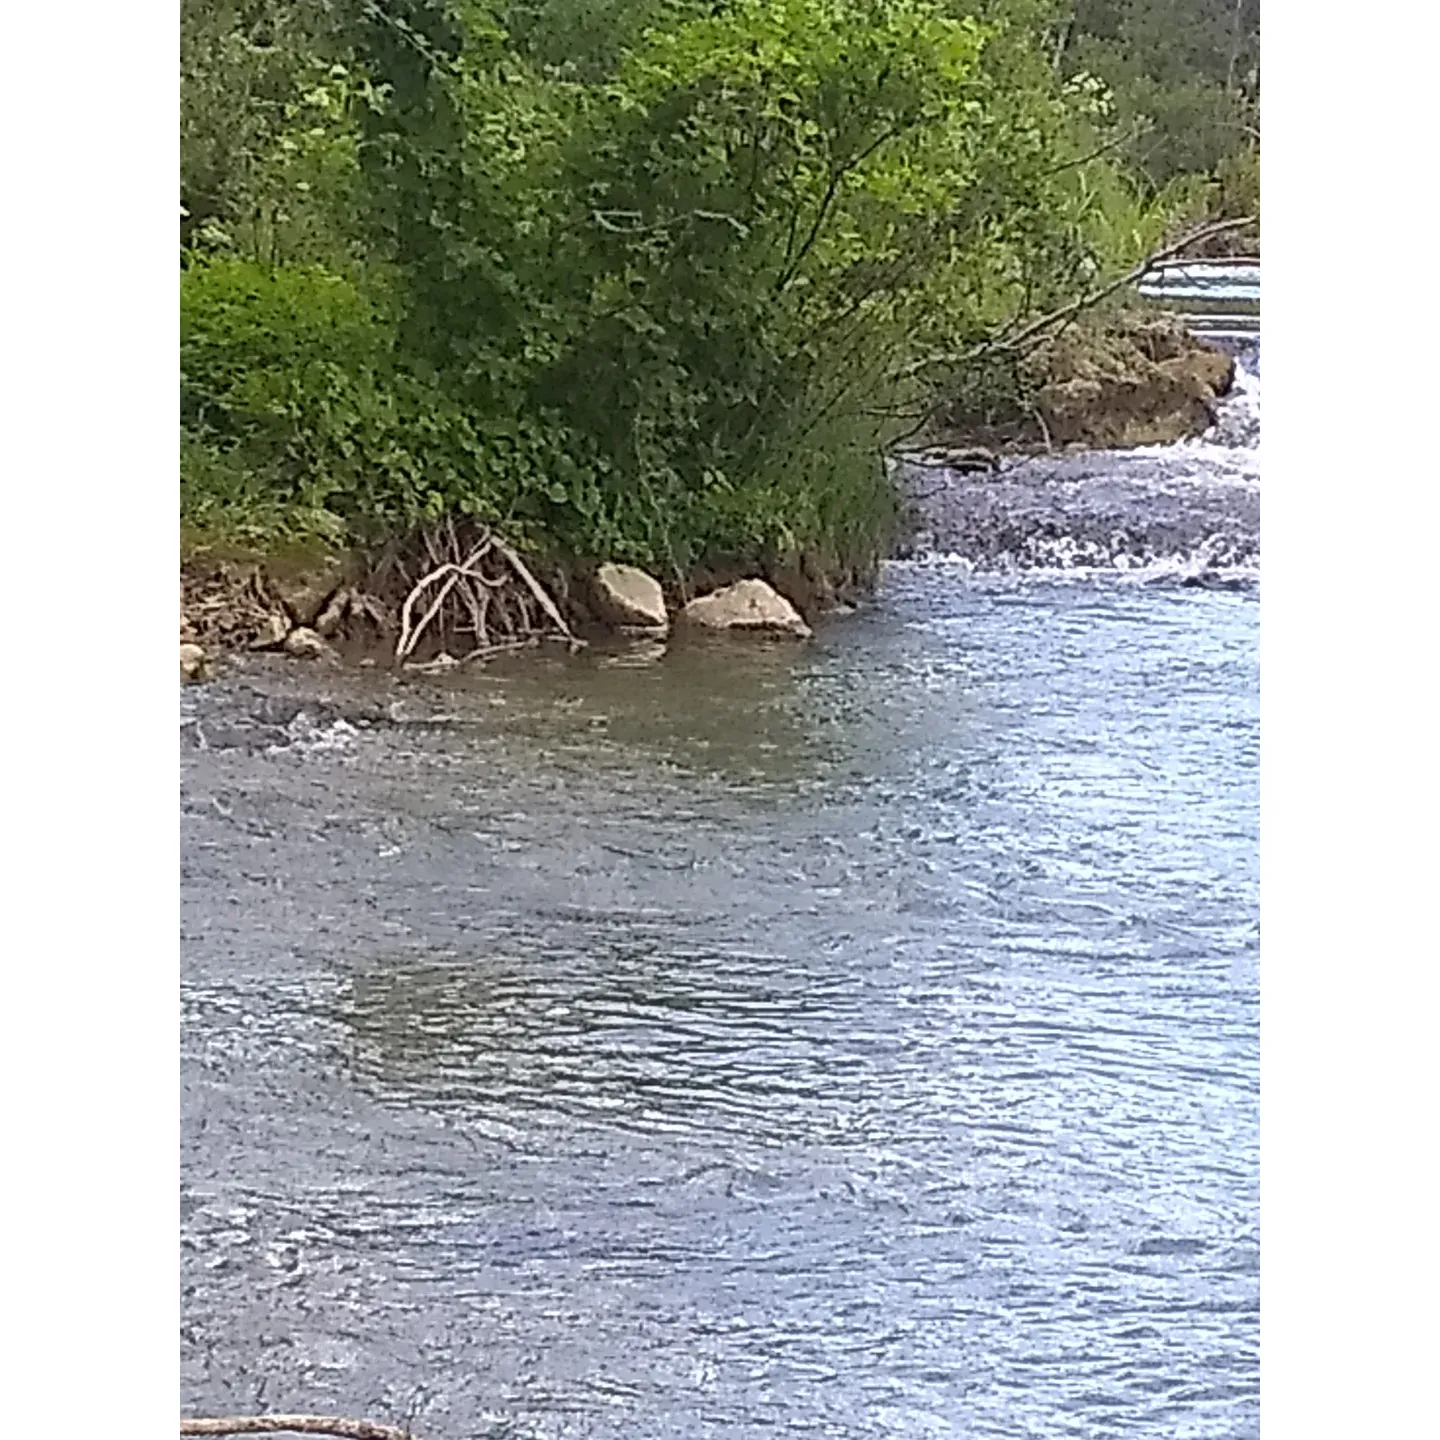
[1213, 143, 1259, 224]
[180, 0, 1259, 583]
[1060, 0, 1259, 204]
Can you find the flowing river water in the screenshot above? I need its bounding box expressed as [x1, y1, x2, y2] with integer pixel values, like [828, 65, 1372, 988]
[181, 268, 1259, 1438]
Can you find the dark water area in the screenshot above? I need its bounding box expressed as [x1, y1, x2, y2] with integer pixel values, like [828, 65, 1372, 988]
[181, 273, 1259, 1438]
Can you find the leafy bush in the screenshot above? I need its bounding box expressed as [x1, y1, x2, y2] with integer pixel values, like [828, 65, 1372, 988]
[180, 0, 1258, 582]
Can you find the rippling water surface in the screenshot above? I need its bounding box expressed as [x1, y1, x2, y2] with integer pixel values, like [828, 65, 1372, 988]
[181, 583, 1257, 1437]
[182, 271, 1259, 1439]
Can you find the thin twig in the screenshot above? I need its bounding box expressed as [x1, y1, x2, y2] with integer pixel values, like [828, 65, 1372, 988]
[1027, 400, 1054, 453]
[489, 537, 575, 639]
[885, 214, 1257, 446]
[1040, 123, 1149, 179]
[459, 635, 547, 663]
[990, 216, 1259, 357]
[395, 538, 494, 660]
[1148, 253, 1259, 269]
[895, 214, 1258, 384]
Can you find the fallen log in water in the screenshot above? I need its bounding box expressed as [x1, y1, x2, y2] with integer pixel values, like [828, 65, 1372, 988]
[181, 1417, 414, 1440]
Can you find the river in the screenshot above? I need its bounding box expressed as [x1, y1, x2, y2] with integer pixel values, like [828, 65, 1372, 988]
[181, 269, 1260, 1438]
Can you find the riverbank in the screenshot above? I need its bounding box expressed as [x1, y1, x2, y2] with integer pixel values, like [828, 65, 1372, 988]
[179, 542, 844, 681]
[914, 305, 1238, 462]
[180, 302, 1243, 680]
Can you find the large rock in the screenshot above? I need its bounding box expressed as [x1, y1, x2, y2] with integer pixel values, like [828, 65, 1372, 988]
[681, 579, 813, 638]
[593, 563, 668, 631]
[1028, 312, 1237, 449]
[1163, 348, 1235, 398]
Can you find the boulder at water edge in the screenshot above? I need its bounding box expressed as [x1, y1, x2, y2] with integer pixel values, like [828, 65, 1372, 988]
[594, 562, 669, 631]
[681, 578, 813, 639]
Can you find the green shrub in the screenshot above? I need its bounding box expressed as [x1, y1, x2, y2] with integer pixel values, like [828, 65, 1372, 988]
[179, 0, 1257, 584]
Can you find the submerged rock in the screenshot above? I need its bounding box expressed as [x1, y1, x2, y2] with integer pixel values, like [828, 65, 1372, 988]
[681, 578, 813, 638]
[593, 562, 668, 631]
[179, 643, 207, 682]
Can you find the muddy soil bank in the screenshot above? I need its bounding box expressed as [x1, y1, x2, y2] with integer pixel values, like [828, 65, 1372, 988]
[924, 308, 1238, 458]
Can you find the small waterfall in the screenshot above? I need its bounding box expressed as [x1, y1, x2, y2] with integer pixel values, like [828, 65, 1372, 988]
[895, 274, 1260, 583]
[1199, 340, 1260, 451]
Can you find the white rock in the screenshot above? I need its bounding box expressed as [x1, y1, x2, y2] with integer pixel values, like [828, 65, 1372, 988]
[179, 643, 207, 681]
[681, 579, 812, 638]
[594, 562, 668, 631]
[282, 627, 335, 660]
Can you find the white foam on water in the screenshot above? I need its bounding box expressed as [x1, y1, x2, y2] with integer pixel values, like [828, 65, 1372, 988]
[889, 539, 1258, 588]
[263, 711, 360, 758]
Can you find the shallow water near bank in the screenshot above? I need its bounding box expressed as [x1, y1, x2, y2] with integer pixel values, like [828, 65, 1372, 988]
[182, 272, 1259, 1438]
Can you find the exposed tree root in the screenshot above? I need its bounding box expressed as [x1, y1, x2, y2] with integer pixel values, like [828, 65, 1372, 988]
[180, 1417, 414, 1440]
[374, 517, 581, 667]
[181, 521, 584, 665]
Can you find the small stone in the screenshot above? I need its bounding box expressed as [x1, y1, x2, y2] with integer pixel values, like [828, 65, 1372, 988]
[179, 643, 207, 682]
[593, 562, 668, 631]
[282, 627, 335, 660]
[313, 588, 351, 638]
[249, 613, 291, 650]
[681, 578, 812, 638]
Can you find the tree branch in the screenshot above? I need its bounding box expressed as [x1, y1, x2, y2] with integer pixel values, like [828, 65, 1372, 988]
[774, 123, 906, 295]
[894, 214, 1258, 383]
[1039, 123, 1148, 179]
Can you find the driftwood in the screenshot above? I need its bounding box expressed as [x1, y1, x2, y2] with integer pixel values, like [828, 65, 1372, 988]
[489, 535, 575, 640]
[387, 519, 579, 666]
[181, 1418, 413, 1440]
